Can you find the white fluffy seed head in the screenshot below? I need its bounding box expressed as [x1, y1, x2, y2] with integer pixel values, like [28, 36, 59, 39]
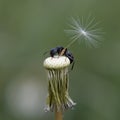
[43, 56, 70, 69]
[65, 15, 104, 48]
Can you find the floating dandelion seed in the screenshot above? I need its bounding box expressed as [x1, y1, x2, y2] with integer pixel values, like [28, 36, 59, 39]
[65, 16, 103, 48]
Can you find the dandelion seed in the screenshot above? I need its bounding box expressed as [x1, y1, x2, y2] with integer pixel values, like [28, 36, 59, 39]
[65, 15, 103, 48]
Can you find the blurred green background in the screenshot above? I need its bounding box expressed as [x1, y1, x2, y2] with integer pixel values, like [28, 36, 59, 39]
[0, 0, 120, 120]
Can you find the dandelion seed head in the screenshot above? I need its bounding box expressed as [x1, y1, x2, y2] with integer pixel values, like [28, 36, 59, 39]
[65, 15, 103, 48]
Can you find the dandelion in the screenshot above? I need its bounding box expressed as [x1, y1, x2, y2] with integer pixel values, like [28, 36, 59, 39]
[43, 56, 76, 119]
[65, 15, 103, 48]
[43, 15, 103, 120]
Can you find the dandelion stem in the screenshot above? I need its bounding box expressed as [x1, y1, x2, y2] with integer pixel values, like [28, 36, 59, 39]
[55, 108, 63, 120]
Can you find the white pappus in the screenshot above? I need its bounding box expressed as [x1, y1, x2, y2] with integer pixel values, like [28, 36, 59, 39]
[64, 15, 104, 48]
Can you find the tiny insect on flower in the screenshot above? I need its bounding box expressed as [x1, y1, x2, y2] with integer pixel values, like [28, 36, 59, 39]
[49, 46, 75, 70]
[64, 15, 104, 48]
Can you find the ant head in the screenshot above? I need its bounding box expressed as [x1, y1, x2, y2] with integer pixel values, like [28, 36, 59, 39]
[56, 46, 64, 54]
[50, 46, 64, 57]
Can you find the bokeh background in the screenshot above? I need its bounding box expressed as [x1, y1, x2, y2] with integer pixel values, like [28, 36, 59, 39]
[0, 0, 120, 120]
